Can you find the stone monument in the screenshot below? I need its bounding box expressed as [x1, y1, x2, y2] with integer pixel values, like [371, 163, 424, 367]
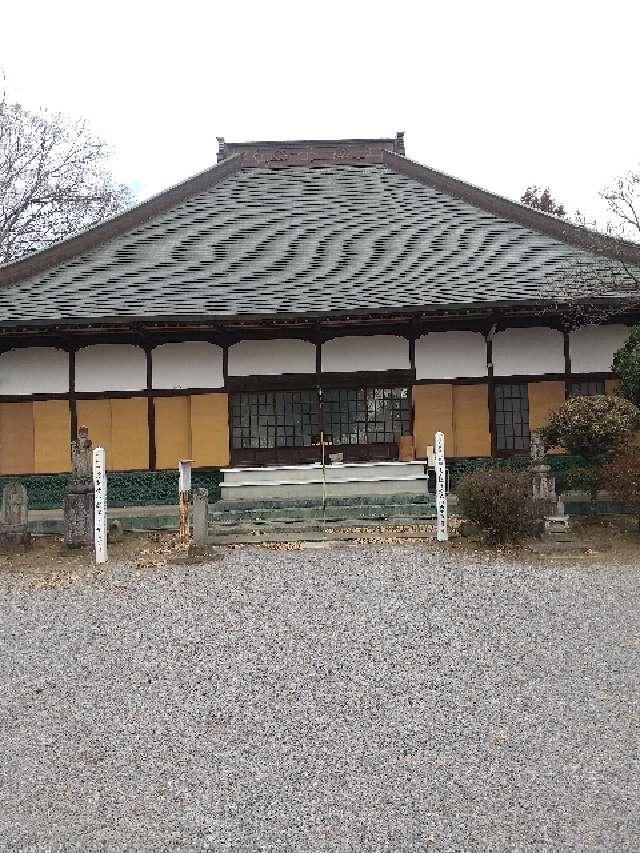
[529, 431, 571, 539]
[64, 426, 95, 548]
[0, 481, 32, 553]
[191, 488, 209, 547]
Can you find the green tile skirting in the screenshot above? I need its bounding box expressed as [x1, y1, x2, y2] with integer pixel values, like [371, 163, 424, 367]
[448, 455, 586, 491]
[0, 457, 596, 512]
[0, 470, 223, 511]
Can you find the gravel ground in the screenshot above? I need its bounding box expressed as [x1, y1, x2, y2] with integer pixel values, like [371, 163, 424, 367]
[1, 545, 638, 852]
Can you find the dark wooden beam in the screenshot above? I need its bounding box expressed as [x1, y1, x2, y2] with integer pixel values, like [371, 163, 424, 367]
[145, 347, 156, 470]
[68, 348, 77, 441]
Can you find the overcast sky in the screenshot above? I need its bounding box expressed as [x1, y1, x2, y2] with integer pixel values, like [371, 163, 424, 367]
[2, 1, 638, 226]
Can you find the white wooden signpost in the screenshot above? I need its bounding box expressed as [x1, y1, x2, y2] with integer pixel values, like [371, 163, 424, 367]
[92, 447, 107, 563]
[178, 459, 192, 542]
[434, 431, 448, 542]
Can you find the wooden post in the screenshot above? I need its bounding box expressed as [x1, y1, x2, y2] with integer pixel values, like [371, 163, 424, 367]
[93, 447, 107, 563]
[434, 431, 448, 542]
[178, 459, 192, 543]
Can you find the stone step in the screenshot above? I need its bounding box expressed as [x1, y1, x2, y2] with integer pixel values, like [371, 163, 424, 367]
[207, 526, 436, 547]
[209, 502, 437, 524]
[209, 517, 438, 537]
[211, 493, 433, 511]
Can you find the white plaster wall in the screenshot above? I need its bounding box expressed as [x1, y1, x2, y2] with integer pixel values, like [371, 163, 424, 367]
[569, 324, 629, 373]
[152, 342, 224, 389]
[492, 327, 565, 376]
[321, 335, 410, 373]
[75, 344, 147, 392]
[415, 332, 487, 379]
[0, 347, 69, 395]
[229, 339, 316, 376]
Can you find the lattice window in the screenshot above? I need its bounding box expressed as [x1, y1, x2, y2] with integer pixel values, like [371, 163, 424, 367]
[323, 386, 410, 445]
[494, 383, 530, 452]
[567, 380, 605, 397]
[230, 390, 320, 449]
[230, 386, 410, 450]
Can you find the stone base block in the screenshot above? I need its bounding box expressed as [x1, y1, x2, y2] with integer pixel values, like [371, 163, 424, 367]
[543, 515, 574, 543]
[64, 492, 94, 548]
[0, 529, 32, 554]
[545, 515, 571, 532]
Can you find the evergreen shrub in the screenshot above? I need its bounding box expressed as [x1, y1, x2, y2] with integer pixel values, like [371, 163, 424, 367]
[540, 395, 639, 463]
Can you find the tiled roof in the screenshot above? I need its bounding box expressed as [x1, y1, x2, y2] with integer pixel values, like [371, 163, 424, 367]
[0, 148, 637, 328]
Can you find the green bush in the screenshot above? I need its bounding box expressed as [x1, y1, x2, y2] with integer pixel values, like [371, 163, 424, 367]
[612, 325, 640, 407]
[456, 468, 540, 544]
[540, 395, 639, 464]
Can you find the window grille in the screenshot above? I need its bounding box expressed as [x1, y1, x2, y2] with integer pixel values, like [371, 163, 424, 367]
[494, 383, 530, 452]
[230, 390, 319, 449]
[567, 380, 605, 397]
[322, 386, 410, 445]
[230, 386, 410, 450]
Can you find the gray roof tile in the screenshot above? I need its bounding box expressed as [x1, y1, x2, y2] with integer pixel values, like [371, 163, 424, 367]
[0, 163, 636, 326]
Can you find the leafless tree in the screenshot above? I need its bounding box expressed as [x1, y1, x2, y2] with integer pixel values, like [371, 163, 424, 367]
[601, 168, 640, 243]
[521, 169, 640, 326]
[569, 169, 640, 307]
[0, 87, 132, 265]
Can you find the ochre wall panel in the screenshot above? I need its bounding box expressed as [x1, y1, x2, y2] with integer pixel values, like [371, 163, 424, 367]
[0, 402, 34, 474]
[155, 396, 190, 470]
[453, 384, 491, 456]
[605, 378, 620, 395]
[111, 397, 149, 470]
[413, 384, 454, 458]
[34, 400, 71, 473]
[528, 381, 566, 455]
[190, 393, 230, 468]
[528, 381, 566, 430]
[76, 399, 112, 459]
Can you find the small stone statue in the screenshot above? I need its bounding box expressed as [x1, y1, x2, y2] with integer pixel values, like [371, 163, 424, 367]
[2, 482, 28, 530]
[70, 426, 94, 493]
[65, 426, 95, 547]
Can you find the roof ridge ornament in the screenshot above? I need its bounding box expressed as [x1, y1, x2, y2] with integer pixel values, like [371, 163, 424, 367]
[215, 134, 405, 168]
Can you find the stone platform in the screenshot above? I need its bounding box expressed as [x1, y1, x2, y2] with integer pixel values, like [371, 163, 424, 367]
[26, 492, 446, 535]
[220, 460, 429, 501]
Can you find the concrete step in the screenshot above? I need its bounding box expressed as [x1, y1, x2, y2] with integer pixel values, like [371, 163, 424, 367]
[221, 479, 429, 501]
[207, 525, 436, 547]
[222, 460, 428, 485]
[210, 506, 437, 524]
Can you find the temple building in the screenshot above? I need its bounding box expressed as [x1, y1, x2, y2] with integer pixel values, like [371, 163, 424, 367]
[0, 133, 639, 478]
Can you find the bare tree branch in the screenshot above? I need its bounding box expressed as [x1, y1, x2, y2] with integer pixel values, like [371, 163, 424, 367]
[0, 89, 133, 265]
[522, 171, 640, 327]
